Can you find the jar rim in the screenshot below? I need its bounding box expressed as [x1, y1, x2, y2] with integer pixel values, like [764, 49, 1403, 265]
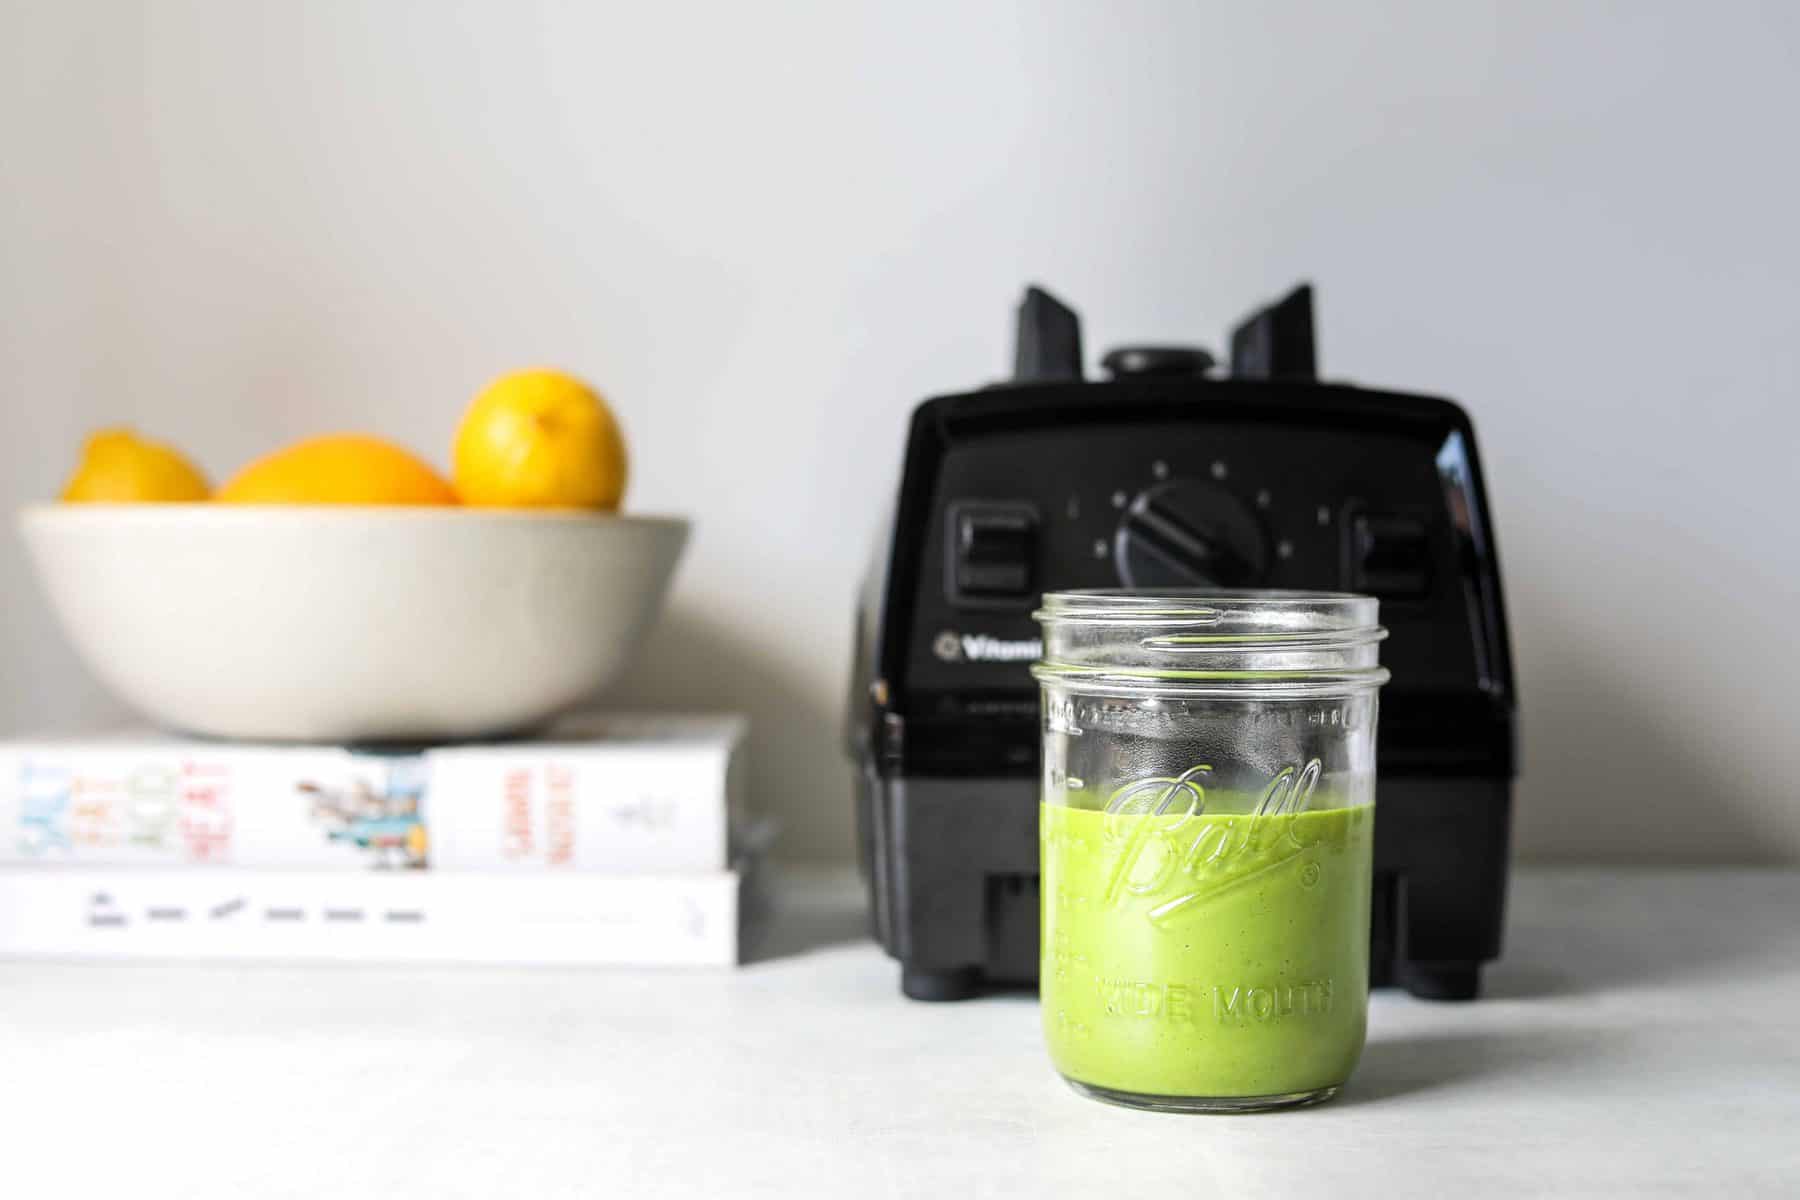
[1045, 588, 1372, 602]
[1033, 588, 1389, 697]
[1035, 589, 1382, 628]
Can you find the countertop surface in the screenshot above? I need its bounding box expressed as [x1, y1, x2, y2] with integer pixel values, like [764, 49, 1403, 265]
[4, 866, 1797, 1198]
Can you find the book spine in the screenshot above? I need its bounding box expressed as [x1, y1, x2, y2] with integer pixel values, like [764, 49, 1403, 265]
[426, 747, 733, 873]
[0, 867, 740, 966]
[0, 746, 373, 869]
[0, 741, 737, 873]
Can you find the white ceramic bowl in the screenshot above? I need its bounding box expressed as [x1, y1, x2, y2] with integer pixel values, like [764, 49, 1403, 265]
[18, 504, 689, 742]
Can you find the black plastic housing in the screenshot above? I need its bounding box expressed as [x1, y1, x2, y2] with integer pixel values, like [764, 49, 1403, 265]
[848, 285, 1516, 1002]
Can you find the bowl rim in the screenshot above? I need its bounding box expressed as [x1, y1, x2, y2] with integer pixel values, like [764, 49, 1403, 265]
[18, 501, 690, 533]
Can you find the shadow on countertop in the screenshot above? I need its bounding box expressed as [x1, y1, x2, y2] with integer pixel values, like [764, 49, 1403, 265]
[1479, 865, 1795, 1000]
[1342, 1026, 1636, 1108]
[737, 864, 870, 966]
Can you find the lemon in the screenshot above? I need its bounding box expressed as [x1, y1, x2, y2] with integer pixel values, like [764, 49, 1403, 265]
[217, 435, 457, 505]
[61, 428, 211, 502]
[452, 369, 628, 510]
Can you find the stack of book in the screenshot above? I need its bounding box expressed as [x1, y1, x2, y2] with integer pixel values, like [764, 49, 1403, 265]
[0, 713, 759, 966]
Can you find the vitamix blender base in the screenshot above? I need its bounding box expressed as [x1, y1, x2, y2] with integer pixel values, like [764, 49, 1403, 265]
[847, 283, 1516, 1001]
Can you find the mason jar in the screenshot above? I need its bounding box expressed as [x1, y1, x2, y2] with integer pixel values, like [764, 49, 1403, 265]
[1032, 590, 1389, 1113]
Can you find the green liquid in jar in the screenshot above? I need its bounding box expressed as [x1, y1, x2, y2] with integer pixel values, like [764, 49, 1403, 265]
[1041, 800, 1374, 1100]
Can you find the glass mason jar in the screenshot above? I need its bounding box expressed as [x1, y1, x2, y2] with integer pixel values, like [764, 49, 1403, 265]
[1032, 590, 1389, 1113]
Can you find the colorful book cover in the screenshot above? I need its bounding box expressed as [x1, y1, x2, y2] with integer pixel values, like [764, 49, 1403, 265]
[0, 714, 746, 873]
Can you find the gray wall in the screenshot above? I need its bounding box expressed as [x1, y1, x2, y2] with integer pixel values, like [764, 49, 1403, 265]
[4, 1, 1796, 862]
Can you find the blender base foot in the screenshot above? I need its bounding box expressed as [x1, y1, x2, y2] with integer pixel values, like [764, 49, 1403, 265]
[901, 965, 982, 1001]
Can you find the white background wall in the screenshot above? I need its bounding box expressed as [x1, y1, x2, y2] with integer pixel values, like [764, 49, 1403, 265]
[3, 0, 1796, 863]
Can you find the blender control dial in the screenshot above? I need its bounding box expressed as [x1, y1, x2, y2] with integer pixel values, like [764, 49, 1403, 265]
[1114, 480, 1268, 588]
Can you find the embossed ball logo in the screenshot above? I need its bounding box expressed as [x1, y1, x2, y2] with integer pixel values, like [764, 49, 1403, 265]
[1100, 759, 1329, 928]
[932, 631, 963, 662]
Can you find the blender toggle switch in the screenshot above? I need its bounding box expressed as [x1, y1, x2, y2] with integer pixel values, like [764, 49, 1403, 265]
[1349, 513, 1431, 597]
[949, 503, 1038, 600]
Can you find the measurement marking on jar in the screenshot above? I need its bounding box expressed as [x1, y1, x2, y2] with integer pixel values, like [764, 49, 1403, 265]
[1046, 696, 1083, 736]
[1244, 704, 1369, 731]
[1073, 700, 1194, 734]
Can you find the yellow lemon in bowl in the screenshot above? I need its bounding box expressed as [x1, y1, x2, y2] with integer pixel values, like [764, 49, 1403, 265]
[453, 369, 628, 510]
[217, 435, 456, 505]
[60, 428, 211, 502]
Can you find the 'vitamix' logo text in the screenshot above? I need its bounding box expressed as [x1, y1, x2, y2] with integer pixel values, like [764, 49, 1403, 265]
[932, 631, 1043, 663]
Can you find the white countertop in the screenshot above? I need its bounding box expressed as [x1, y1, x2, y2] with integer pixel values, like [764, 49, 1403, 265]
[4, 866, 1797, 1198]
